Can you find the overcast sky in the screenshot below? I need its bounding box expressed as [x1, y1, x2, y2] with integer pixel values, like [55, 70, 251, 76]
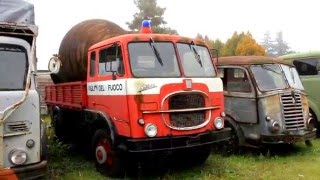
[28, 0, 320, 69]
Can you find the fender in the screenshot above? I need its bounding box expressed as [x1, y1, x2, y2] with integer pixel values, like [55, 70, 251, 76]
[225, 115, 245, 145]
[308, 99, 320, 121]
[225, 108, 242, 123]
[84, 109, 118, 145]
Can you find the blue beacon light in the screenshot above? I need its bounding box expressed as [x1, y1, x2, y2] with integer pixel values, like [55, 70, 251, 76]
[140, 20, 152, 33]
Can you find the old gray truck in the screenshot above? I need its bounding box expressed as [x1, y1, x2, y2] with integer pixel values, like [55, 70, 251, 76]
[217, 56, 316, 148]
[0, 0, 47, 179]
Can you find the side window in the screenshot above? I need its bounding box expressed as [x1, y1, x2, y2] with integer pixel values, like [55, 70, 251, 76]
[99, 45, 125, 76]
[89, 51, 96, 77]
[225, 68, 251, 93]
[293, 59, 320, 76]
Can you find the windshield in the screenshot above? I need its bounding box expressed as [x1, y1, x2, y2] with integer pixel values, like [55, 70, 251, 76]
[250, 64, 287, 91]
[0, 44, 28, 90]
[128, 42, 180, 77]
[128, 41, 180, 77]
[281, 64, 304, 90]
[177, 43, 215, 77]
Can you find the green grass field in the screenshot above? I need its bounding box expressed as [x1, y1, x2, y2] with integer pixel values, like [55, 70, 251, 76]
[46, 136, 320, 180]
[43, 115, 320, 179]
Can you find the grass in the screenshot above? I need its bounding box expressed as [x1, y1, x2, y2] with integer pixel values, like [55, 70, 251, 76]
[43, 116, 320, 179]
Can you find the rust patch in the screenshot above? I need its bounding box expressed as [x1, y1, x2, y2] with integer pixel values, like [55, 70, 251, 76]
[218, 56, 294, 66]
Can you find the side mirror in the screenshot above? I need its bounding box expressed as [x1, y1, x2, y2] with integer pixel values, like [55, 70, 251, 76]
[104, 60, 119, 80]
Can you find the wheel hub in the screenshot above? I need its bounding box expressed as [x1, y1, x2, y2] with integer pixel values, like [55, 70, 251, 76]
[95, 145, 107, 164]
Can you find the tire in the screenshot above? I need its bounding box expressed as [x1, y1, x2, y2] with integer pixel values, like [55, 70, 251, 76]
[52, 110, 65, 141]
[92, 129, 125, 177]
[220, 117, 242, 155]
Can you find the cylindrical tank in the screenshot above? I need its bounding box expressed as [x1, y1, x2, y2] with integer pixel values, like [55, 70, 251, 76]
[50, 19, 126, 83]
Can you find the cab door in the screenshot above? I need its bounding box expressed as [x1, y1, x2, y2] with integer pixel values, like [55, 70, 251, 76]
[87, 43, 130, 134]
[218, 66, 258, 123]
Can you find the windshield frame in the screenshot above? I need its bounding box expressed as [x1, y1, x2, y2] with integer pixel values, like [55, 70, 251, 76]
[0, 43, 28, 91]
[177, 43, 216, 78]
[127, 41, 181, 78]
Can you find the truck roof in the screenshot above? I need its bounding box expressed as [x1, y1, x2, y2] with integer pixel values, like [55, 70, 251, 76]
[217, 56, 294, 67]
[279, 51, 320, 60]
[89, 33, 207, 50]
[0, 0, 35, 25]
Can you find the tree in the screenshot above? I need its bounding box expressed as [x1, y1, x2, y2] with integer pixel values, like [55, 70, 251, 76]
[212, 39, 224, 57]
[195, 33, 224, 57]
[261, 31, 295, 57]
[126, 0, 178, 34]
[273, 31, 293, 56]
[235, 32, 265, 56]
[221, 31, 265, 57]
[262, 31, 276, 56]
[221, 32, 244, 56]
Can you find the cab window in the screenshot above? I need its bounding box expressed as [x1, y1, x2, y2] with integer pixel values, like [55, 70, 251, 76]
[99, 45, 124, 76]
[219, 68, 252, 93]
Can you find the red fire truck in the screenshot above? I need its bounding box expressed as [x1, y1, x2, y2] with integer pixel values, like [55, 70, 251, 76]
[45, 19, 230, 176]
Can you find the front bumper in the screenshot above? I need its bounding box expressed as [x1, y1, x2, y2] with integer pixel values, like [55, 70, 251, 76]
[122, 128, 231, 153]
[261, 129, 316, 144]
[0, 160, 47, 180]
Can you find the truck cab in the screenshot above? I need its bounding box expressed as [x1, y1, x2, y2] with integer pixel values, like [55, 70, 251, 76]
[46, 20, 231, 176]
[217, 56, 316, 148]
[280, 52, 320, 136]
[0, 1, 47, 178]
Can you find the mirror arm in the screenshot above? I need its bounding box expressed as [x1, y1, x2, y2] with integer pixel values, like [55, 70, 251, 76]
[112, 71, 116, 80]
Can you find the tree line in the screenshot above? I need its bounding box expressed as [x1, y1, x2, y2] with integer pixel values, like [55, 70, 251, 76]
[126, 0, 293, 57]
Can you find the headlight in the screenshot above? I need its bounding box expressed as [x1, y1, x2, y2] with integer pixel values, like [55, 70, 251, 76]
[269, 120, 280, 133]
[307, 118, 316, 130]
[144, 123, 157, 137]
[214, 117, 224, 129]
[9, 149, 27, 165]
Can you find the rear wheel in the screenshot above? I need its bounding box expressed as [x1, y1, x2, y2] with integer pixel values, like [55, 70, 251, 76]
[92, 129, 125, 177]
[52, 110, 65, 141]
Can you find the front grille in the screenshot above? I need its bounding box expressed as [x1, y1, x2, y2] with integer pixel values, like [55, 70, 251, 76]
[168, 93, 206, 128]
[5, 121, 30, 133]
[281, 93, 305, 130]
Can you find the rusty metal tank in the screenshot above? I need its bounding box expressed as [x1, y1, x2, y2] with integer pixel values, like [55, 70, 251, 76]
[50, 19, 126, 83]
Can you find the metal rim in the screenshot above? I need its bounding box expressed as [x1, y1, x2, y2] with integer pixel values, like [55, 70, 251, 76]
[95, 138, 113, 166]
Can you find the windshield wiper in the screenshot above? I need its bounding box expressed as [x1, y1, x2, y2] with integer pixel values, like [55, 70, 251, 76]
[189, 41, 202, 67]
[261, 64, 281, 75]
[149, 38, 163, 66]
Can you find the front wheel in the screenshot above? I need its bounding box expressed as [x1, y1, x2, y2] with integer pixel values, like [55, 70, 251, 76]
[92, 129, 125, 177]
